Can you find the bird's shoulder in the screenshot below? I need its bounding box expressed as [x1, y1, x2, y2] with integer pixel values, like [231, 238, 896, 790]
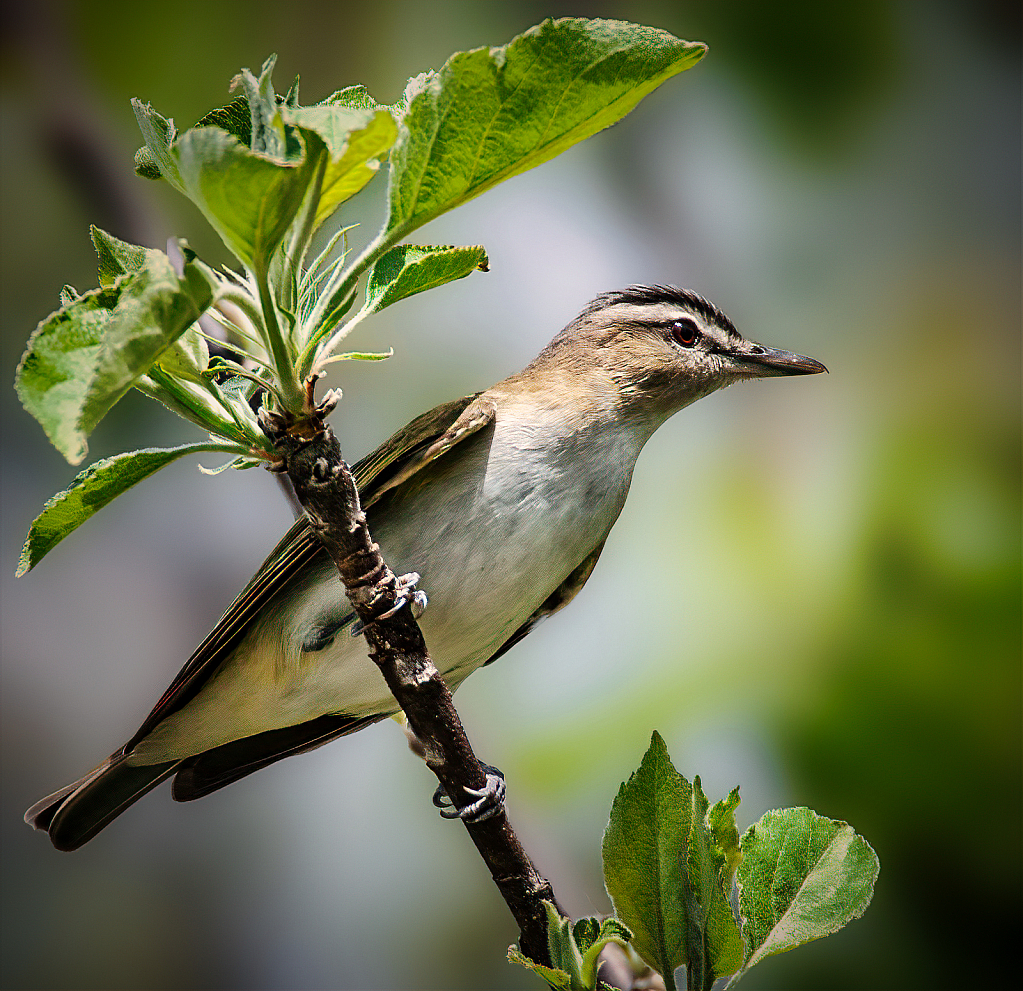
[355, 391, 496, 509]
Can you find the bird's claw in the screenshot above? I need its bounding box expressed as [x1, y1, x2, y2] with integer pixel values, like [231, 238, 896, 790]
[350, 573, 428, 635]
[433, 765, 506, 823]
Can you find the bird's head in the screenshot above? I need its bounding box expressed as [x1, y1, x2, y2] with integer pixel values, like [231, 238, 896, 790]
[533, 285, 826, 425]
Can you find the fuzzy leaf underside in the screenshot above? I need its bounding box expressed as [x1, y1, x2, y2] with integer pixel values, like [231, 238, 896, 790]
[172, 126, 318, 270]
[16, 443, 227, 576]
[15, 250, 215, 464]
[386, 17, 706, 240]
[730, 808, 879, 984]
[286, 106, 397, 230]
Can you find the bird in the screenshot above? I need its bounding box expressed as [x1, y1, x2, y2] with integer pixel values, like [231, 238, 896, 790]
[25, 284, 826, 851]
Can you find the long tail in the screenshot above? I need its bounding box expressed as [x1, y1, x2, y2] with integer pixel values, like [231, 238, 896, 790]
[26, 714, 384, 850]
[24, 755, 181, 852]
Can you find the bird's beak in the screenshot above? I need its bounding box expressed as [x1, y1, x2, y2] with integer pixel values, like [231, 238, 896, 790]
[734, 345, 828, 377]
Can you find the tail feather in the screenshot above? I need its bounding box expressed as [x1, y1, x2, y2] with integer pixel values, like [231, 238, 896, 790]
[25, 755, 181, 851]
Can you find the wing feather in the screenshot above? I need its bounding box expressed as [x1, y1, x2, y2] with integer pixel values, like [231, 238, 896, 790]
[126, 392, 491, 747]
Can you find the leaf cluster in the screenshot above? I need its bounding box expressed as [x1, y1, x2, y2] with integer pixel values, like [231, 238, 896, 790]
[13, 18, 706, 576]
[512, 733, 879, 991]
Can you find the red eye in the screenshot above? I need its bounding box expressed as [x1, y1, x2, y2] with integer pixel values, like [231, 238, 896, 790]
[671, 319, 699, 347]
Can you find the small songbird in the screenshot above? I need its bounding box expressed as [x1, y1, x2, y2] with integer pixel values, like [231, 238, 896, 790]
[26, 285, 826, 850]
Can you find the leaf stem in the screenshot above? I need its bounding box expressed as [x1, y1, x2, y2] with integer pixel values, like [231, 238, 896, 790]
[209, 364, 284, 404]
[295, 226, 402, 380]
[253, 263, 304, 412]
[288, 146, 328, 283]
[141, 367, 242, 441]
[216, 289, 268, 344]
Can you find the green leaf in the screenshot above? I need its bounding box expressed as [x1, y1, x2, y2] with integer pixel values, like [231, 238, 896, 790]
[155, 325, 209, 384]
[92, 226, 152, 287]
[134, 58, 319, 274]
[16, 443, 240, 576]
[323, 84, 381, 111]
[507, 946, 572, 990]
[15, 250, 216, 464]
[172, 125, 320, 270]
[330, 349, 393, 362]
[709, 788, 743, 896]
[508, 904, 632, 991]
[603, 735, 744, 990]
[384, 17, 705, 241]
[230, 55, 289, 159]
[193, 96, 252, 144]
[361, 243, 488, 316]
[546, 902, 588, 987]
[132, 100, 184, 192]
[602, 731, 691, 984]
[134, 145, 163, 181]
[682, 779, 744, 990]
[578, 917, 633, 989]
[135, 97, 251, 180]
[285, 104, 397, 230]
[729, 809, 879, 985]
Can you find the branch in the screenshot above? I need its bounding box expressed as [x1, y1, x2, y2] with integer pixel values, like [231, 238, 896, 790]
[262, 387, 564, 967]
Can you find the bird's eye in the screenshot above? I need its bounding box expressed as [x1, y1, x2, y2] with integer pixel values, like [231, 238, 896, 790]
[670, 318, 699, 348]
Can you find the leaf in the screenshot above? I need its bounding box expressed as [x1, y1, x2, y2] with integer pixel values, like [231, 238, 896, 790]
[709, 788, 743, 894]
[15, 250, 216, 464]
[135, 97, 251, 180]
[132, 100, 184, 192]
[92, 226, 152, 286]
[16, 443, 233, 576]
[729, 809, 879, 985]
[507, 946, 572, 990]
[193, 96, 252, 144]
[361, 244, 488, 317]
[230, 54, 289, 159]
[156, 326, 210, 384]
[603, 735, 744, 990]
[285, 104, 397, 229]
[508, 904, 632, 991]
[384, 18, 705, 240]
[602, 731, 691, 983]
[134, 58, 319, 273]
[682, 779, 744, 990]
[578, 917, 633, 989]
[324, 84, 381, 111]
[172, 125, 320, 270]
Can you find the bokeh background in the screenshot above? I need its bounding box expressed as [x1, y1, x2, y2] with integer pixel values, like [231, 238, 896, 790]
[2, 2, 1019, 989]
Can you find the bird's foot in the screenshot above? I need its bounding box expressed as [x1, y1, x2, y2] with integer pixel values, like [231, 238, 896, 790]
[433, 765, 506, 823]
[350, 572, 428, 636]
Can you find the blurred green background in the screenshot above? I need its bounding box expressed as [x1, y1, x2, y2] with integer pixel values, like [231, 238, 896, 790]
[1, 2, 1019, 989]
